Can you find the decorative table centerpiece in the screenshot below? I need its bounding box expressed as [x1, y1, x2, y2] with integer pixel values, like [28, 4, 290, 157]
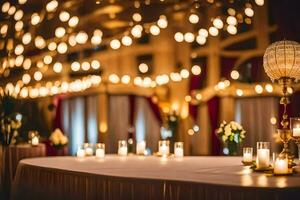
[49, 128, 68, 155]
[216, 121, 246, 155]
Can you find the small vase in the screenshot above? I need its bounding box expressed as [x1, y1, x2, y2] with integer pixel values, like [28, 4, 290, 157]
[225, 141, 239, 156]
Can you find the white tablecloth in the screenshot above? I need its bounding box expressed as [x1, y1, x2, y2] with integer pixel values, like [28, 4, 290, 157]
[12, 156, 300, 200]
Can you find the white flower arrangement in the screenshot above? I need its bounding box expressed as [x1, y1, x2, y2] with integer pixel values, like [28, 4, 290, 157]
[216, 121, 246, 144]
[49, 128, 68, 148]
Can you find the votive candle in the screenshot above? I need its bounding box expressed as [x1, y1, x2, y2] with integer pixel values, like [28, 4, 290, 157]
[84, 143, 94, 156]
[256, 142, 270, 169]
[77, 148, 85, 158]
[118, 140, 128, 156]
[31, 136, 39, 146]
[274, 157, 288, 174]
[243, 147, 253, 162]
[174, 142, 184, 157]
[136, 141, 146, 155]
[158, 140, 170, 157]
[95, 143, 105, 158]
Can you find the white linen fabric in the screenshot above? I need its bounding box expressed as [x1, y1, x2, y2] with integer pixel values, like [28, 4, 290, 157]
[12, 156, 300, 200]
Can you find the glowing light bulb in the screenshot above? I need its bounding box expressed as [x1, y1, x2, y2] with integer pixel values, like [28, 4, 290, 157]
[255, 84, 263, 94]
[150, 25, 160, 36]
[14, 44, 24, 55]
[59, 11, 70, 22]
[245, 8, 254, 17]
[265, 84, 273, 93]
[31, 13, 40, 25]
[230, 70, 239, 80]
[198, 28, 208, 37]
[196, 35, 206, 45]
[43, 55, 52, 65]
[14, 10, 24, 21]
[91, 60, 100, 69]
[68, 16, 79, 27]
[23, 58, 31, 70]
[2, 2, 10, 13]
[15, 21, 23, 32]
[76, 31, 88, 44]
[191, 65, 201, 75]
[157, 15, 168, 28]
[57, 42, 68, 54]
[209, 26, 219, 36]
[174, 32, 184, 42]
[227, 16, 237, 25]
[110, 39, 121, 49]
[53, 62, 62, 73]
[22, 73, 31, 84]
[138, 63, 149, 73]
[22, 32, 31, 45]
[132, 13, 142, 22]
[71, 62, 80, 71]
[213, 18, 223, 29]
[227, 25, 237, 35]
[34, 71, 43, 81]
[109, 74, 120, 84]
[255, 0, 264, 6]
[81, 61, 90, 71]
[46, 0, 58, 12]
[35, 36, 46, 49]
[236, 89, 243, 96]
[55, 27, 66, 38]
[121, 36, 132, 46]
[131, 25, 142, 38]
[48, 42, 57, 51]
[121, 75, 130, 84]
[180, 69, 189, 78]
[189, 14, 199, 24]
[184, 32, 195, 43]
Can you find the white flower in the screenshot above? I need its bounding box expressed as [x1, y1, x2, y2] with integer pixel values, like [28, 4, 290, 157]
[222, 135, 228, 142]
[60, 135, 68, 145]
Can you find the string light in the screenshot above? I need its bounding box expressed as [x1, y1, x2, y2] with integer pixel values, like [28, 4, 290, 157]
[121, 75, 131, 84]
[71, 62, 80, 71]
[14, 10, 24, 21]
[209, 27, 219, 36]
[191, 65, 201, 75]
[23, 58, 31, 70]
[231, 70, 239, 80]
[138, 63, 149, 73]
[34, 71, 43, 81]
[43, 55, 52, 65]
[184, 32, 195, 43]
[198, 28, 208, 38]
[1, 2, 10, 13]
[15, 21, 23, 32]
[245, 8, 254, 17]
[59, 11, 70, 22]
[180, 69, 189, 78]
[236, 89, 243, 96]
[157, 15, 168, 28]
[68, 16, 79, 27]
[53, 62, 63, 73]
[55, 27, 66, 38]
[48, 42, 57, 51]
[121, 36, 132, 46]
[265, 84, 273, 93]
[227, 25, 237, 35]
[132, 13, 142, 22]
[109, 74, 120, 83]
[150, 25, 160, 36]
[31, 13, 40, 25]
[22, 32, 31, 45]
[174, 32, 184, 42]
[110, 39, 121, 49]
[255, 0, 264, 6]
[196, 35, 206, 45]
[46, 0, 58, 12]
[91, 60, 100, 69]
[213, 18, 224, 29]
[22, 74, 31, 84]
[189, 14, 199, 24]
[57, 42, 68, 54]
[14, 44, 24, 55]
[226, 16, 237, 25]
[81, 61, 90, 71]
[76, 31, 88, 44]
[255, 84, 263, 94]
[0, 24, 8, 35]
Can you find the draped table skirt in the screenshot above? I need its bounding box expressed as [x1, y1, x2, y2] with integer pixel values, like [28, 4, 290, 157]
[12, 156, 300, 200]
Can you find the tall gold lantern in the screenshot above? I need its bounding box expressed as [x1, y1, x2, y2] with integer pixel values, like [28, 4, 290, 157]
[263, 40, 300, 166]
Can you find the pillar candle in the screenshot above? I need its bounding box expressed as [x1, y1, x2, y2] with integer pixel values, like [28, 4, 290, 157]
[118, 146, 128, 156]
[136, 141, 146, 155]
[256, 149, 270, 169]
[274, 158, 288, 174]
[77, 149, 85, 158]
[95, 149, 105, 158]
[31, 136, 39, 146]
[174, 147, 184, 157]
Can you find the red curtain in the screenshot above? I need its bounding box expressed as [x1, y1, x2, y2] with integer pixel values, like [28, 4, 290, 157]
[146, 97, 162, 126]
[207, 96, 221, 155]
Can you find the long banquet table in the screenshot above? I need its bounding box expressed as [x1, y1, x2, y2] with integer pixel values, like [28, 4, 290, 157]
[11, 155, 300, 200]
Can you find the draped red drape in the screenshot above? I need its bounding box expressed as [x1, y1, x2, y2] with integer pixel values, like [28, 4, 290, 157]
[221, 57, 237, 79]
[146, 97, 163, 126]
[207, 96, 221, 155]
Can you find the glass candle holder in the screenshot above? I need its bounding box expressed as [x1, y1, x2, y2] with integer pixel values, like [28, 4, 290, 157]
[28, 131, 39, 146]
[84, 143, 94, 156]
[174, 142, 184, 157]
[256, 142, 270, 169]
[118, 140, 128, 156]
[274, 156, 289, 174]
[76, 147, 85, 158]
[291, 117, 300, 161]
[136, 141, 146, 155]
[158, 140, 170, 157]
[243, 147, 253, 163]
[95, 143, 105, 158]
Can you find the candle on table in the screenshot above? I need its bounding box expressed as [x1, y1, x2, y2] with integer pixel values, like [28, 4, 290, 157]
[293, 125, 300, 137]
[158, 140, 169, 157]
[174, 142, 184, 158]
[77, 148, 85, 158]
[84, 143, 94, 156]
[136, 141, 146, 155]
[118, 140, 128, 156]
[31, 136, 39, 146]
[96, 149, 105, 158]
[274, 157, 288, 174]
[95, 143, 105, 158]
[256, 149, 270, 169]
[243, 147, 253, 163]
[256, 142, 270, 169]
